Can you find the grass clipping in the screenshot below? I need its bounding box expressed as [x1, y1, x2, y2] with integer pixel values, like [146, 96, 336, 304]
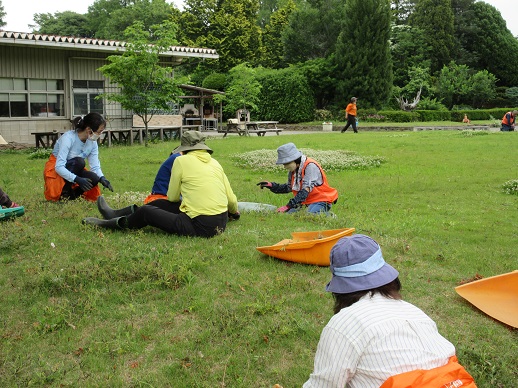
[231, 148, 385, 172]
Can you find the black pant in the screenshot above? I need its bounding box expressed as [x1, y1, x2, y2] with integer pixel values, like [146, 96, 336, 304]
[61, 157, 100, 200]
[342, 115, 357, 133]
[127, 199, 228, 238]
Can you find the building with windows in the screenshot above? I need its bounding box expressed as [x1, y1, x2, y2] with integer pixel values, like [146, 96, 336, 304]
[0, 31, 218, 144]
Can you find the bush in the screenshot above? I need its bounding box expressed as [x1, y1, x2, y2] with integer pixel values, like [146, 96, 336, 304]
[256, 67, 314, 123]
[377, 110, 419, 122]
[314, 109, 333, 122]
[417, 97, 448, 111]
[202, 73, 227, 91]
[415, 110, 451, 121]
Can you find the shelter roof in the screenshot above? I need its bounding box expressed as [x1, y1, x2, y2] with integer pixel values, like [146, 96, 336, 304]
[0, 31, 219, 60]
[178, 84, 225, 97]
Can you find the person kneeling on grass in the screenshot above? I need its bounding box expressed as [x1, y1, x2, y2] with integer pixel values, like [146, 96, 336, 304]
[82, 131, 240, 238]
[303, 234, 476, 388]
[43, 112, 113, 202]
[257, 143, 338, 215]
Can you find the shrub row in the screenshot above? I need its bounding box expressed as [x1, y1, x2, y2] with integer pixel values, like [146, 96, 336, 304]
[363, 108, 514, 123]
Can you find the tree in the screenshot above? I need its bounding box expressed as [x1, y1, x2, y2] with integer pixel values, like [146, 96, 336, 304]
[98, 21, 182, 145]
[33, 11, 92, 37]
[282, 0, 343, 64]
[469, 70, 497, 108]
[334, 0, 393, 108]
[202, 0, 262, 72]
[458, 1, 518, 86]
[218, 63, 262, 117]
[260, 0, 295, 69]
[436, 61, 496, 109]
[391, 0, 417, 25]
[390, 24, 432, 87]
[0, 1, 6, 29]
[409, 0, 455, 74]
[87, 0, 176, 40]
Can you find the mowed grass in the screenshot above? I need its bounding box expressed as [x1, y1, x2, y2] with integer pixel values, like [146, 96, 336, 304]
[0, 130, 517, 387]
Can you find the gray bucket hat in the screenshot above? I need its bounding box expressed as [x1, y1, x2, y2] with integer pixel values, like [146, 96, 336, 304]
[276, 143, 302, 164]
[173, 130, 213, 154]
[326, 234, 399, 294]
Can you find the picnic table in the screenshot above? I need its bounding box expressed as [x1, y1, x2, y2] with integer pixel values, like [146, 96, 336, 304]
[218, 121, 283, 137]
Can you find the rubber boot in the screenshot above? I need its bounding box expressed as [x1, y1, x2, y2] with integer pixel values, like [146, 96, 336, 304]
[82, 216, 127, 230]
[97, 196, 137, 220]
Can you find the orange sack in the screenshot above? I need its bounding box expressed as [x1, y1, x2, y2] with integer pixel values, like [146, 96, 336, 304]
[380, 356, 477, 388]
[44, 154, 100, 202]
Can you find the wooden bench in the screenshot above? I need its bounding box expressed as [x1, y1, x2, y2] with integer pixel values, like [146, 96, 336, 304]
[32, 131, 60, 148]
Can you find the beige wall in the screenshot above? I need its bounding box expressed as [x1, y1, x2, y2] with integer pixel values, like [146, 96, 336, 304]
[0, 45, 127, 144]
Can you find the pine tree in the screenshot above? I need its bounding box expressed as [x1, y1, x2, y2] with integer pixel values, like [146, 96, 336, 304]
[334, 0, 393, 108]
[409, 0, 455, 74]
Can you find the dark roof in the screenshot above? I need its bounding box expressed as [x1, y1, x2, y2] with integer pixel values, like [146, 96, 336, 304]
[0, 31, 218, 59]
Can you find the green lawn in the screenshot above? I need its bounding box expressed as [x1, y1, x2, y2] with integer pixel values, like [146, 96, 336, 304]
[1, 130, 517, 386]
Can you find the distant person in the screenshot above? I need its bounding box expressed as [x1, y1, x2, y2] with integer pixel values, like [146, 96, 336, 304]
[500, 110, 517, 131]
[304, 234, 476, 388]
[83, 131, 240, 237]
[0, 187, 20, 209]
[43, 113, 113, 202]
[462, 114, 471, 124]
[257, 143, 338, 215]
[143, 152, 182, 204]
[341, 97, 358, 133]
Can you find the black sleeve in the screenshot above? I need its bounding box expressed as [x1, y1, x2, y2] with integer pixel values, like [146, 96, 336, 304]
[269, 182, 291, 194]
[287, 189, 309, 208]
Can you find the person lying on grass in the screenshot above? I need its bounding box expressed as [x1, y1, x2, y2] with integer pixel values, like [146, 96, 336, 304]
[257, 142, 338, 215]
[83, 131, 240, 238]
[303, 234, 476, 388]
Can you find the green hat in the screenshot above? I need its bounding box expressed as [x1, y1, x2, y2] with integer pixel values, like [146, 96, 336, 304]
[173, 131, 213, 154]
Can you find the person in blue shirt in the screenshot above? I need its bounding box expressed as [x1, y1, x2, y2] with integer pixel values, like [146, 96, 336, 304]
[43, 112, 113, 201]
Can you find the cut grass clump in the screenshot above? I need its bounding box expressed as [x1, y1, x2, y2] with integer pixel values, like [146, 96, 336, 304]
[502, 179, 518, 195]
[231, 148, 385, 172]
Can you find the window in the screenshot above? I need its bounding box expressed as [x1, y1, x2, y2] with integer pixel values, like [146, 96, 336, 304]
[73, 80, 104, 116]
[0, 78, 65, 118]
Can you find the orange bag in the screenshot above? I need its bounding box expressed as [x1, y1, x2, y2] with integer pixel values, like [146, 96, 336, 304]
[380, 356, 477, 388]
[44, 154, 100, 202]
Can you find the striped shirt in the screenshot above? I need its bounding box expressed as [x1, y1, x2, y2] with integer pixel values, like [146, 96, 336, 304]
[303, 293, 455, 388]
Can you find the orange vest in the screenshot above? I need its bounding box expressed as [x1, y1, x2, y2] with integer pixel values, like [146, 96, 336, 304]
[501, 112, 515, 126]
[143, 193, 168, 204]
[380, 356, 477, 388]
[44, 154, 100, 202]
[291, 157, 338, 205]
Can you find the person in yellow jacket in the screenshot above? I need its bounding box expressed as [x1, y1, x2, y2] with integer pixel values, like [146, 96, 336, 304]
[341, 97, 358, 133]
[257, 143, 338, 215]
[83, 131, 239, 237]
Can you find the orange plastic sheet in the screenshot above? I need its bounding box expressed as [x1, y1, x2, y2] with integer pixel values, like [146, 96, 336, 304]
[455, 270, 518, 328]
[256, 228, 355, 266]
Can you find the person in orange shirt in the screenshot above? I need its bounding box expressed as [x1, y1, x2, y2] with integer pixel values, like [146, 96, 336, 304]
[341, 97, 358, 133]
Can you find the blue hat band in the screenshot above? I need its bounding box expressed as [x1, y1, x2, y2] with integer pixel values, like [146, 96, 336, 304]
[332, 249, 385, 278]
